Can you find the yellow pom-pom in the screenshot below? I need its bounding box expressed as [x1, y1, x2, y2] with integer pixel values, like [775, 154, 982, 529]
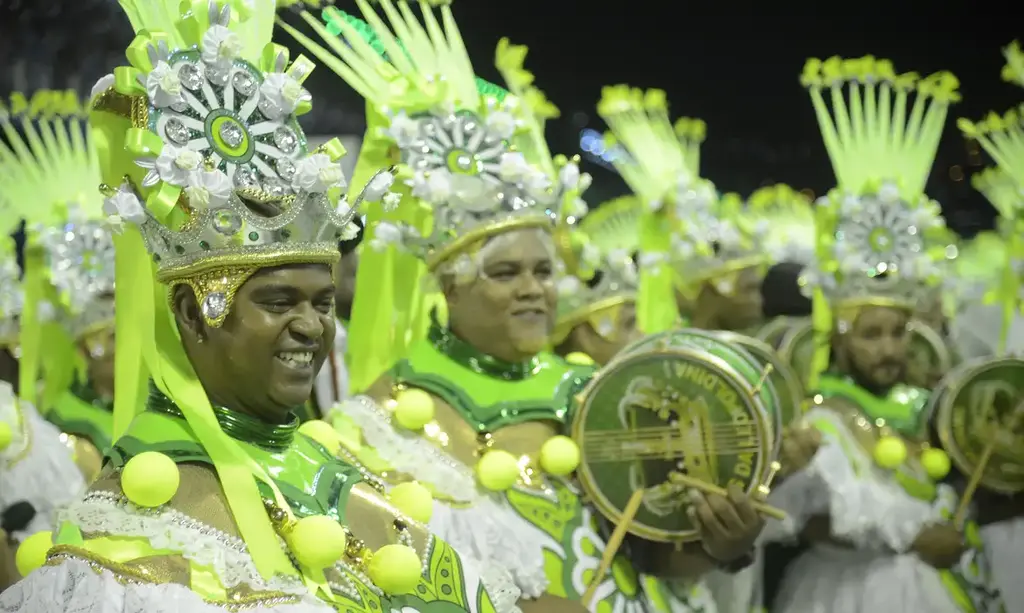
[368, 543, 421, 594]
[539, 435, 581, 476]
[287, 515, 347, 570]
[299, 419, 341, 455]
[921, 447, 951, 480]
[873, 436, 907, 469]
[393, 389, 435, 431]
[0, 422, 12, 451]
[122, 452, 180, 507]
[476, 449, 520, 491]
[15, 530, 52, 576]
[388, 482, 434, 524]
[565, 352, 594, 366]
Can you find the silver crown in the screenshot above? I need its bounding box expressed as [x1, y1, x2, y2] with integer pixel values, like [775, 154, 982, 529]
[36, 209, 116, 339]
[90, 1, 394, 325]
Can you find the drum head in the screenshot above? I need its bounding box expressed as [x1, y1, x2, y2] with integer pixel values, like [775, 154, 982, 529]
[572, 332, 775, 543]
[714, 330, 805, 430]
[906, 319, 954, 389]
[934, 357, 1024, 494]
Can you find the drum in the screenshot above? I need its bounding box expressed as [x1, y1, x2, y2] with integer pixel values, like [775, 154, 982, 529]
[714, 330, 805, 431]
[905, 319, 954, 389]
[755, 316, 808, 351]
[572, 329, 778, 543]
[932, 356, 1024, 495]
[777, 319, 815, 389]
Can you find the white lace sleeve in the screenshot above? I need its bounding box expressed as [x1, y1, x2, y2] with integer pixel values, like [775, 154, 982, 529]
[0, 389, 85, 541]
[763, 407, 942, 553]
[0, 558, 333, 613]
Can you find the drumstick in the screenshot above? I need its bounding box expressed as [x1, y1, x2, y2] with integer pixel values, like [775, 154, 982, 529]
[955, 404, 1024, 527]
[582, 489, 644, 608]
[669, 473, 787, 520]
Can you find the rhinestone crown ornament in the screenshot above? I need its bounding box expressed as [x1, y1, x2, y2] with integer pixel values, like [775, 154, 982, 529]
[281, 0, 590, 270]
[797, 56, 959, 311]
[36, 210, 117, 339]
[89, 0, 394, 325]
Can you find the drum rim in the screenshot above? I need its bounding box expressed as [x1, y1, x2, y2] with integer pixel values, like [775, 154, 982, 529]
[572, 345, 774, 543]
[714, 329, 806, 430]
[907, 318, 954, 375]
[936, 356, 1024, 495]
[756, 316, 806, 348]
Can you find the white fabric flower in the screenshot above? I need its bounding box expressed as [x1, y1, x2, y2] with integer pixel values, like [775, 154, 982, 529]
[557, 275, 582, 296]
[338, 221, 360, 241]
[638, 251, 668, 270]
[382, 192, 401, 212]
[292, 153, 346, 193]
[386, 111, 421, 147]
[145, 61, 184, 109]
[259, 73, 308, 119]
[363, 171, 395, 202]
[185, 169, 232, 210]
[559, 162, 581, 189]
[877, 181, 901, 203]
[201, 25, 243, 73]
[103, 187, 146, 224]
[564, 197, 588, 219]
[154, 145, 201, 186]
[90, 74, 115, 100]
[410, 170, 453, 203]
[497, 152, 532, 183]
[647, 198, 664, 212]
[369, 222, 404, 251]
[580, 244, 601, 269]
[485, 111, 517, 140]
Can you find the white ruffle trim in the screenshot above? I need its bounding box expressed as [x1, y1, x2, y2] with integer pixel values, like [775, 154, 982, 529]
[59, 491, 309, 598]
[981, 518, 1024, 613]
[0, 387, 85, 542]
[333, 396, 550, 599]
[763, 407, 947, 553]
[334, 396, 479, 502]
[0, 558, 332, 613]
[431, 500, 550, 599]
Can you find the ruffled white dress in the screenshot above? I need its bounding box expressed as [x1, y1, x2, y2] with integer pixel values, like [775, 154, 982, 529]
[981, 518, 1024, 613]
[0, 381, 84, 542]
[762, 406, 1002, 613]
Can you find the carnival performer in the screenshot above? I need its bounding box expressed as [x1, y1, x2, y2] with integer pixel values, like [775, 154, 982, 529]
[551, 196, 643, 367]
[0, 1, 521, 611]
[956, 39, 1024, 613]
[280, 3, 765, 611]
[764, 55, 1002, 613]
[0, 92, 119, 482]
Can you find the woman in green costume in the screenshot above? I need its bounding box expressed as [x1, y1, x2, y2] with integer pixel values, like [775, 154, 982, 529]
[0, 1, 518, 611]
[281, 3, 765, 612]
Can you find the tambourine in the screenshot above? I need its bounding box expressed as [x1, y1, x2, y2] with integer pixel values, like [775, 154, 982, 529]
[755, 316, 808, 351]
[571, 329, 780, 543]
[932, 356, 1024, 495]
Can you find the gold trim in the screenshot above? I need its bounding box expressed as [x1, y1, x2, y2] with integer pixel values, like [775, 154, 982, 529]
[155, 248, 339, 284]
[834, 296, 915, 314]
[684, 255, 770, 285]
[47, 545, 302, 610]
[571, 345, 772, 544]
[425, 217, 552, 271]
[553, 295, 633, 344]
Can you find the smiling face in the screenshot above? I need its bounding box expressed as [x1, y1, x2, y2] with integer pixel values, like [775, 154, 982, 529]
[835, 305, 910, 392]
[444, 228, 557, 362]
[174, 264, 336, 422]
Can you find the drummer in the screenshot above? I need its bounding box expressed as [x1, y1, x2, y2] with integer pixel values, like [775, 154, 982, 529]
[763, 56, 1002, 613]
[284, 4, 767, 611]
[956, 45, 1024, 613]
[551, 196, 644, 367]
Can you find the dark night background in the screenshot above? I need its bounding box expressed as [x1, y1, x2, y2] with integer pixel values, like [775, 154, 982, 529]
[2, 0, 1020, 237]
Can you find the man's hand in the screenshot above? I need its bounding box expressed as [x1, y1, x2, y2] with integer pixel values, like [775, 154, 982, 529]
[778, 424, 821, 477]
[687, 484, 764, 563]
[912, 523, 966, 569]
